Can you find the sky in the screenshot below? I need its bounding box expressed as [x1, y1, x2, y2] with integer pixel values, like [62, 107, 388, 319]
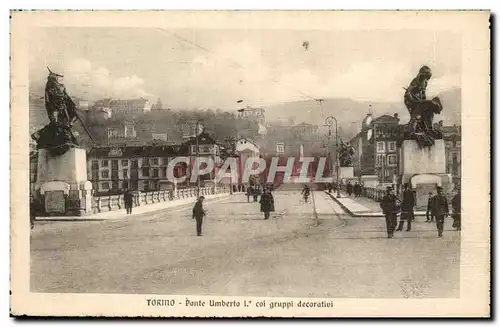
[29, 27, 461, 110]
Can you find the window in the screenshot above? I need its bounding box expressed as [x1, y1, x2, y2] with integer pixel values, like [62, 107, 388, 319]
[131, 160, 139, 169]
[152, 158, 159, 165]
[142, 167, 150, 177]
[101, 171, 109, 178]
[376, 154, 382, 166]
[101, 160, 109, 167]
[387, 154, 397, 165]
[153, 168, 159, 178]
[121, 160, 128, 166]
[277, 143, 285, 154]
[101, 182, 110, 190]
[122, 181, 129, 190]
[92, 160, 99, 169]
[143, 158, 150, 165]
[123, 169, 128, 178]
[388, 141, 396, 152]
[162, 158, 168, 165]
[376, 141, 385, 153]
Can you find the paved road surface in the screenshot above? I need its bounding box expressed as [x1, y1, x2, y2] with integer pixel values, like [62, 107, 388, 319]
[31, 192, 460, 298]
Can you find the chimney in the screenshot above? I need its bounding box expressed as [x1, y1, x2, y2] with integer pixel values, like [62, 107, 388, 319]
[394, 113, 399, 120]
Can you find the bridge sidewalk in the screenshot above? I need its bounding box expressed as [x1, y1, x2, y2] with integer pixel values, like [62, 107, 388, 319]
[36, 193, 231, 222]
[325, 191, 427, 218]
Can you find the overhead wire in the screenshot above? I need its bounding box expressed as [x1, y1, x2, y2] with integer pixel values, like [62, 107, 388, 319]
[156, 27, 322, 106]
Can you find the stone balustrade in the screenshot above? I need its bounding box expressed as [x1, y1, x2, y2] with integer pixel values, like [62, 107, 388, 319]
[364, 187, 386, 202]
[91, 186, 230, 214]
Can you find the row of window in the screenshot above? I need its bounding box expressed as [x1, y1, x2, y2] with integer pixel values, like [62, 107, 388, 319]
[376, 141, 397, 153]
[93, 158, 170, 169]
[98, 180, 161, 191]
[376, 154, 397, 166]
[93, 166, 187, 179]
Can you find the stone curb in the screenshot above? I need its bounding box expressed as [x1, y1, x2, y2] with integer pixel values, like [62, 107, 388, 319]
[324, 191, 427, 218]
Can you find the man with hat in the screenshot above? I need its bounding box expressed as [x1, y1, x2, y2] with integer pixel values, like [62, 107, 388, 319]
[431, 186, 449, 237]
[396, 183, 415, 232]
[192, 196, 206, 236]
[380, 186, 399, 238]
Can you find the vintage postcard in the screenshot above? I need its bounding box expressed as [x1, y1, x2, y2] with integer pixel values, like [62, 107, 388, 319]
[10, 10, 490, 317]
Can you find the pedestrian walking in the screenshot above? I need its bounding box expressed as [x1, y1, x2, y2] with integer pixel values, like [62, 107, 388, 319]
[425, 192, 434, 222]
[253, 185, 260, 202]
[123, 189, 134, 215]
[451, 191, 461, 231]
[431, 186, 449, 237]
[192, 196, 206, 236]
[354, 182, 362, 197]
[380, 186, 399, 238]
[260, 189, 275, 220]
[346, 182, 353, 196]
[396, 183, 415, 232]
[246, 185, 253, 203]
[301, 184, 310, 203]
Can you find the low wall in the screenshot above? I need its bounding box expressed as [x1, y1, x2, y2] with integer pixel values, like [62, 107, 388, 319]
[91, 186, 230, 214]
[363, 187, 386, 202]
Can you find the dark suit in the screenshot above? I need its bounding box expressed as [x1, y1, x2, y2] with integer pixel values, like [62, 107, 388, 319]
[431, 194, 449, 236]
[380, 194, 399, 237]
[426, 196, 435, 222]
[192, 200, 206, 236]
[124, 191, 134, 214]
[397, 189, 415, 231]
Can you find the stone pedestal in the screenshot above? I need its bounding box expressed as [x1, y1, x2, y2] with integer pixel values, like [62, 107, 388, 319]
[400, 139, 446, 176]
[360, 175, 378, 188]
[339, 166, 354, 179]
[35, 148, 93, 216]
[399, 140, 451, 210]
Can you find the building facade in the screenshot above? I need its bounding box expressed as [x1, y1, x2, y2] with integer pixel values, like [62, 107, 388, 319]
[443, 125, 461, 187]
[87, 145, 190, 194]
[350, 113, 401, 183]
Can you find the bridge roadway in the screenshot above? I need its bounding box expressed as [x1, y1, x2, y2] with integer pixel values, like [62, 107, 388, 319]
[31, 191, 460, 298]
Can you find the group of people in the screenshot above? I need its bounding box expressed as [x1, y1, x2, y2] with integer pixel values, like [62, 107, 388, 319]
[380, 184, 461, 238]
[246, 183, 276, 220]
[191, 183, 276, 237]
[346, 181, 364, 197]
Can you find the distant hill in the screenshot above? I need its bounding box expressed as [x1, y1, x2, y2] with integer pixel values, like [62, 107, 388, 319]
[29, 87, 461, 145]
[264, 87, 461, 140]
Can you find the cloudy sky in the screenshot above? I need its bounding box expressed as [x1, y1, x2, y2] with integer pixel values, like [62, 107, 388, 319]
[29, 27, 461, 110]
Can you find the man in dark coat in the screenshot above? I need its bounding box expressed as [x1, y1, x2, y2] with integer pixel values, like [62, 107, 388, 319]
[260, 189, 275, 220]
[431, 186, 449, 237]
[301, 184, 310, 203]
[192, 196, 206, 236]
[396, 183, 415, 232]
[346, 182, 353, 196]
[123, 189, 134, 215]
[380, 186, 399, 238]
[451, 191, 461, 231]
[426, 192, 434, 222]
[246, 185, 253, 203]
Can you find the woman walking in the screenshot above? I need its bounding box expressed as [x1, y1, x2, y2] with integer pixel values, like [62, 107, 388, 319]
[260, 189, 275, 220]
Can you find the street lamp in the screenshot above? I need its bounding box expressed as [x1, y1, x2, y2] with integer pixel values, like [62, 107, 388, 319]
[324, 116, 341, 198]
[224, 136, 238, 195]
[194, 120, 203, 198]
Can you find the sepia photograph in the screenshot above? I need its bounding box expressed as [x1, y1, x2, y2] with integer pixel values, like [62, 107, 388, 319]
[10, 10, 490, 317]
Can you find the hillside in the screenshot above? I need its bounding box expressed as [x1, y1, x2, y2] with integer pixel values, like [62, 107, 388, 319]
[29, 88, 461, 145]
[264, 87, 461, 140]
